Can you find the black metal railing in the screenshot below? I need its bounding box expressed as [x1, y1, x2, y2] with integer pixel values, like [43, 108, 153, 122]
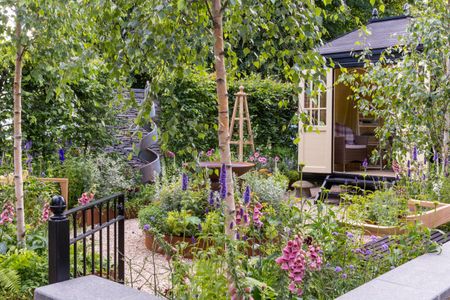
[48, 194, 125, 284]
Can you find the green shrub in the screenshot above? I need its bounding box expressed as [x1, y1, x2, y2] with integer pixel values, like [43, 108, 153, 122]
[0, 249, 47, 299]
[157, 176, 208, 217]
[344, 189, 408, 226]
[138, 203, 168, 233]
[166, 210, 200, 237]
[158, 72, 296, 159]
[126, 184, 157, 217]
[241, 171, 288, 204]
[57, 153, 134, 207]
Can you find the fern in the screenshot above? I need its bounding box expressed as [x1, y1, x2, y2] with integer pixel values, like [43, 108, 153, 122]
[0, 265, 20, 297]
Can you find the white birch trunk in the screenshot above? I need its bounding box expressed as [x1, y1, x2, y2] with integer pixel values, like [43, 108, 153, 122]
[13, 3, 25, 244]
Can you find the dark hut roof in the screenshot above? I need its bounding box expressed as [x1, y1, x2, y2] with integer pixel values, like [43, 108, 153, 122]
[319, 16, 411, 67]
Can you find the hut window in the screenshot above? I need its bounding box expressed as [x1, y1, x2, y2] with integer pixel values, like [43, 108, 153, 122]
[303, 81, 327, 126]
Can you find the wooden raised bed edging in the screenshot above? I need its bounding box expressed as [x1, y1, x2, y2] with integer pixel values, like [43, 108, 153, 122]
[144, 232, 209, 259]
[144, 231, 266, 258]
[77, 207, 116, 227]
[343, 199, 450, 236]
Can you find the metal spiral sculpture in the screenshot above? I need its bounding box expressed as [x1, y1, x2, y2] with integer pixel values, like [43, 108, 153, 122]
[138, 83, 161, 183]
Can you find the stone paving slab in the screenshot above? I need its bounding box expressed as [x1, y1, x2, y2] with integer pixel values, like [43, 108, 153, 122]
[34, 275, 161, 300]
[337, 242, 450, 300]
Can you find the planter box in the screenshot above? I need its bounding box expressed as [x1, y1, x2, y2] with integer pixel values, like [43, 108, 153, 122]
[144, 232, 268, 258]
[78, 207, 116, 227]
[343, 199, 450, 236]
[144, 232, 210, 259]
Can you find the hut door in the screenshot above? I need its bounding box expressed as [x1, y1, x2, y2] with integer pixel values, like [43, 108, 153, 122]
[298, 69, 333, 174]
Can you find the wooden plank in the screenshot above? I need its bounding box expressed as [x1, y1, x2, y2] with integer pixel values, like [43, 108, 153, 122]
[38, 178, 69, 204]
[239, 92, 244, 162]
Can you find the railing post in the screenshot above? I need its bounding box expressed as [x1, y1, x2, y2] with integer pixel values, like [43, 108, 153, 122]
[118, 194, 125, 284]
[48, 195, 70, 284]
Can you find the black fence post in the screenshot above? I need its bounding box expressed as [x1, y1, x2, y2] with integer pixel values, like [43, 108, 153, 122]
[48, 195, 70, 284]
[118, 194, 125, 284]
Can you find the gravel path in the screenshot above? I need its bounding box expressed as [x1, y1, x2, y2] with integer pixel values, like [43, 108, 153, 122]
[88, 218, 173, 296]
[121, 219, 172, 295]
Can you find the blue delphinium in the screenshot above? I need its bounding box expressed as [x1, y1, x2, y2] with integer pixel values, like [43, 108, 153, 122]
[24, 140, 32, 151]
[412, 146, 418, 161]
[58, 148, 65, 163]
[208, 191, 215, 205]
[243, 185, 251, 206]
[219, 164, 227, 199]
[229, 221, 234, 230]
[362, 158, 368, 169]
[181, 173, 188, 191]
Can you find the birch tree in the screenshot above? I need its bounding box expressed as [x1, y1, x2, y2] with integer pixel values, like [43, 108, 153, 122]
[0, 0, 120, 243]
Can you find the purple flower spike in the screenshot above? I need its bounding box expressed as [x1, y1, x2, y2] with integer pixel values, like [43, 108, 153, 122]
[208, 191, 214, 205]
[219, 164, 227, 199]
[58, 148, 65, 162]
[229, 221, 234, 230]
[239, 207, 244, 217]
[341, 273, 347, 279]
[412, 146, 418, 161]
[362, 158, 368, 169]
[381, 243, 389, 251]
[24, 140, 32, 151]
[198, 223, 202, 231]
[191, 236, 196, 244]
[236, 232, 240, 240]
[346, 232, 354, 239]
[433, 150, 439, 162]
[181, 173, 189, 191]
[335, 266, 343, 273]
[143, 224, 150, 231]
[243, 185, 251, 206]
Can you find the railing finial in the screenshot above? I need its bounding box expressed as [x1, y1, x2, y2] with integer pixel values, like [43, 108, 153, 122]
[50, 195, 66, 219]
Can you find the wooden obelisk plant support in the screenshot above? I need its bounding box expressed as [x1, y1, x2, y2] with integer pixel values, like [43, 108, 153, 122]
[229, 86, 255, 162]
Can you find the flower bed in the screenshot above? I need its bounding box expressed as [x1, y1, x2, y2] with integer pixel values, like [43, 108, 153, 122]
[343, 197, 450, 236]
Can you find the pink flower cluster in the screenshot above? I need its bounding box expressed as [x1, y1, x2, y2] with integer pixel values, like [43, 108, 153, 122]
[249, 152, 268, 164]
[41, 202, 50, 222]
[78, 193, 94, 206]
[0, 202, 15, 225]
[206, 148, 215, 157]
[252, 202, 263, 228]
[275, 235, 322, 296]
